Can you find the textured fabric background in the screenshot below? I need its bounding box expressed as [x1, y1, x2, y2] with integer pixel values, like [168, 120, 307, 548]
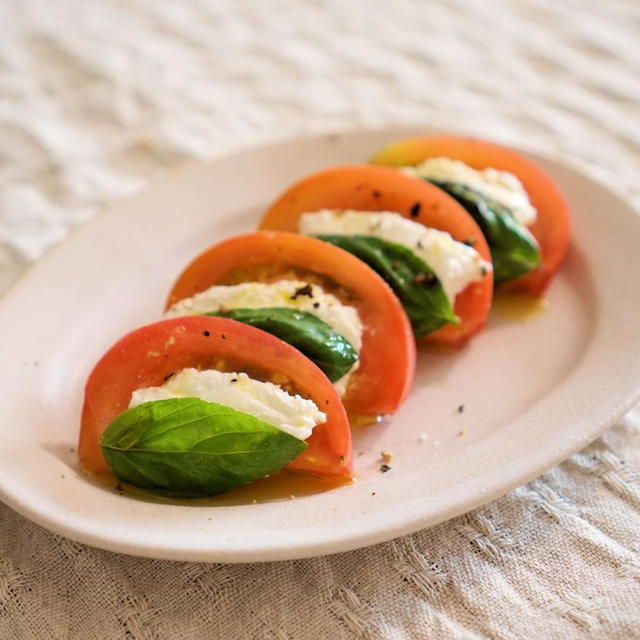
[1, 1, 639, 638]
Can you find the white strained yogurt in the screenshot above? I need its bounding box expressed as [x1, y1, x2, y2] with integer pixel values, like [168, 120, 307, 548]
[401, 157, 537, 227]
[299, 210, 490, 303]
[130, 368, 326, 441]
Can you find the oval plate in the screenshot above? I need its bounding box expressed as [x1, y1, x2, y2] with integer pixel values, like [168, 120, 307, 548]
[1, 127, 640, 562]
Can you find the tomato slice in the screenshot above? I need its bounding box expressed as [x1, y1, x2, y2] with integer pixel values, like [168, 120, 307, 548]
[79, 316, 352, 478]
[371, 136, 570, 296]
[166, 231, 416, 420]
[258, 165, 493, 347]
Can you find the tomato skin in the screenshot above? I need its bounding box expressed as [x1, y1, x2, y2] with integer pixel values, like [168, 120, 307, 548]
[79, 316, 352, 479]
[167, 231, 416, 419]
[372, 136, 571, 296]
[258, 165, 493, 347]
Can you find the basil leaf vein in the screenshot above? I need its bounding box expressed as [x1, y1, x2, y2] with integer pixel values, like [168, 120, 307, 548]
[100, 397, 307, 497]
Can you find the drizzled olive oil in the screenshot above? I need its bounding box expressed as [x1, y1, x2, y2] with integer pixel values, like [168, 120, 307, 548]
[491, 292, 549, 322]
[83, 467, 352, 506]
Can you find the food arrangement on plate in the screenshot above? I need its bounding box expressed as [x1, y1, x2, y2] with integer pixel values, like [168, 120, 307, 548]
[78, 135, 570, 500]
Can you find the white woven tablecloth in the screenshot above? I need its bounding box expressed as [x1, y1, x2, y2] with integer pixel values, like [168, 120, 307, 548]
[1, 1, 639, 638]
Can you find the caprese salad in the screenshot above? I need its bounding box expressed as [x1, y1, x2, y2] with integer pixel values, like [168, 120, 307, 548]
[78, 134, 570, 500]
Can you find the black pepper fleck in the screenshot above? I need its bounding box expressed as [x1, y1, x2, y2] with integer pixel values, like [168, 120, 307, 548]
[313, 302, 320, 308]
[410, 202, 421, 218]
[372, 190, 381, 198]
[291, 283, 313, 300]
[202, 330, 210, 337]
[163, 371, 176, 382]
[463, 236, 478, 246]
[413, 272, 437, 287]
[230, 378, 238, 383]
[380, 464, 391, 473]
[481, 266, 488, 276]
[457, 404, 465, 413]
[221, 334, 226, 340]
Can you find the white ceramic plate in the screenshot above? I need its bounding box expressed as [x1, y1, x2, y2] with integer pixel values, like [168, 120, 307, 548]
[1, 127, 640, 562]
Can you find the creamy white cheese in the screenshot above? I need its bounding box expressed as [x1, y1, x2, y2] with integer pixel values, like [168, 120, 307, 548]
[165, 280, 363, 352]
[130, 368, 326, 441]
[401, 157, 537, 227]
[299, 210, 491, 303]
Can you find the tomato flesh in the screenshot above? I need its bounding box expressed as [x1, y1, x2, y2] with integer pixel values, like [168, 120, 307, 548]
[372, 136, 570, 296]
[258, 165, 493, 347]
[79, 316, 352, 478]
[167, 231, 416, 419]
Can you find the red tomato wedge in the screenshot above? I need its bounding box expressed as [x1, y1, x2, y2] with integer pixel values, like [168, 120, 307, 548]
[79, 316, 352, 479]
[258, 165, 493, 347]
[166, 231, 416, 420]
[371, 136, 570, 296]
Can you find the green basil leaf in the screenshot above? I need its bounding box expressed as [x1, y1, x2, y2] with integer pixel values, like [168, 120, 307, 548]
[314, 234, 457, 339]
[100, 398, 306, 498]
[428, 181, 541, 285]
[205, 307, 357, 382]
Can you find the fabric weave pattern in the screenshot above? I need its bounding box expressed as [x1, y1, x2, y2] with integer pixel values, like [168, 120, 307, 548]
[1, 1, 639, 637]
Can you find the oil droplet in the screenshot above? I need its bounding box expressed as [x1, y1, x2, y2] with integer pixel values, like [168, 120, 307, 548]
[417, 341, 457, 355]
[491, 292, 549, 322]
[348, 413, 384, 428]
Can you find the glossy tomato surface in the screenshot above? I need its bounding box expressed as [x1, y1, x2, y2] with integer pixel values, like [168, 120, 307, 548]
[79, 316, 352, 478]
[258, 166, 493, 346]
[372, 136, 570, 296]
[167, 231, 416, 419]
